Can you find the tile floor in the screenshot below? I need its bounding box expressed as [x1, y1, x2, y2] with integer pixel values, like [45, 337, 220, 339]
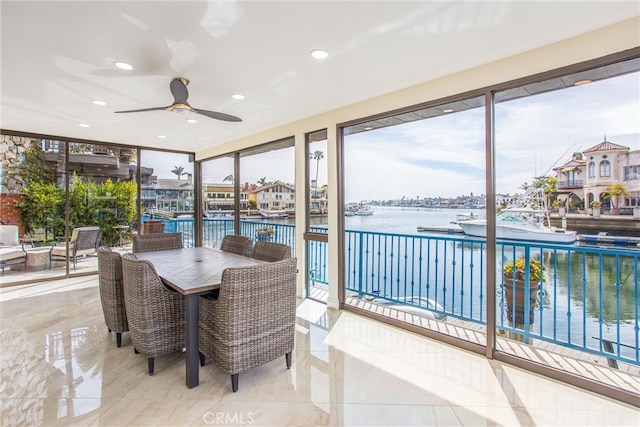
[1, 276, 638, 426]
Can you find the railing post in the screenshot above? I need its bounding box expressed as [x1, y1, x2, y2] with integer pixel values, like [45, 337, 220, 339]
[358, 232, 364, 297]
[523, 246, 532, 344]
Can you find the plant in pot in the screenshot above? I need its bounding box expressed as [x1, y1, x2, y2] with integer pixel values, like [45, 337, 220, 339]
[502, 256, 542, 307]
[503, 256, 543, 340]
[256, 226, 275, 241]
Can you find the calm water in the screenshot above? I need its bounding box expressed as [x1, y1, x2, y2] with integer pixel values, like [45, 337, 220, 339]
[308, 206, 482, 234]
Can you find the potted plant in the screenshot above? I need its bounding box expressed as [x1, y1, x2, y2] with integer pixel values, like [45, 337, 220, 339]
[503, 256, 542, 307]
[256, 226, 275, 241]
[503, 256, 542, 341]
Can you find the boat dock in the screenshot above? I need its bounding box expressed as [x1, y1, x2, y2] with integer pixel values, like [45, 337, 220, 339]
[416, 224, 463, 234]
[577, 233, 640, 248]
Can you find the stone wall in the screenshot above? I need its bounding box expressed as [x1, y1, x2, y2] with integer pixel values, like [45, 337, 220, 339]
[1, 134, 36, 194]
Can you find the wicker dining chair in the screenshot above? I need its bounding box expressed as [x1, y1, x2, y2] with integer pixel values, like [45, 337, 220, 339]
[132, 232, 182, 253]
[121, 253, 185, 375]
[97, 246, 129, 347]
[219, 234, 253, 257]
[199, 257, 297, 392]
[252, 241, 291, 262]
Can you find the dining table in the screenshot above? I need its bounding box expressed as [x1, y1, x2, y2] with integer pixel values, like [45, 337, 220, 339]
[135, 246, 266, 388]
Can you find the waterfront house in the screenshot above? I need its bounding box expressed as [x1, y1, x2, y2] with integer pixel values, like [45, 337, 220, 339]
[250, 183, 296, 213]
[1, 3, 639, 424]
[554, 139, 640, 211]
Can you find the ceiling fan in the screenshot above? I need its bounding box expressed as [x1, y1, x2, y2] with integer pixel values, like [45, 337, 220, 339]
[115, 77, 242, 122]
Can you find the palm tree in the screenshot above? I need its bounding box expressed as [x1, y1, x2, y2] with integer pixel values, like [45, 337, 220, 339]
[257, 177, 268, 186]
[223, 174, 234, 183]
[171, 166, 185, 180]
[603, 183, 629, 213]
[309, 150, 324, 191]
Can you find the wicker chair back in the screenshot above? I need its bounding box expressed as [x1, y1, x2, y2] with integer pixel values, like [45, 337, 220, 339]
[252, 241, 291, 262]
[132, 232, 182, 253]
[199, 257, 297, 391]
[97, 246, 129, 346]
[121, 253, 186, 374]
[219, 234, 253, 257]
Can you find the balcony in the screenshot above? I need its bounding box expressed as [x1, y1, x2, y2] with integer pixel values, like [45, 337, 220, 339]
[557, 179, 584, 189]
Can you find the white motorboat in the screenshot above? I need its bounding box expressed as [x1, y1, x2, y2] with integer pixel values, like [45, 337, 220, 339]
[457, 187, 577, 244]
[354, 207, 373, 216]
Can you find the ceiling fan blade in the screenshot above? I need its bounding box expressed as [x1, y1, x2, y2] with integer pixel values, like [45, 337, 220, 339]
[170, 78, 189, 104]
[195, 108, 242, 122]
[115, 107, 167, 113]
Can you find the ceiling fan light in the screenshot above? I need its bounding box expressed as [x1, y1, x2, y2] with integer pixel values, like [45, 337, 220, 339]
[174, 107, 190, 114]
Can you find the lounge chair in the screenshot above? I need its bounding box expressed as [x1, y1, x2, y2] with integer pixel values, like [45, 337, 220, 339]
[50, 226, 101, 270]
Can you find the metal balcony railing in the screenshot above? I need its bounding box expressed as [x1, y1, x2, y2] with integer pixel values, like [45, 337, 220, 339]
[146, 215, 640, 367]
[557, 180, 584, 189]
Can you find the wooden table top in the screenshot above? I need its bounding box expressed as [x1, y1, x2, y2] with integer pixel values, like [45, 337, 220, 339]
[135, 247, 265, 295]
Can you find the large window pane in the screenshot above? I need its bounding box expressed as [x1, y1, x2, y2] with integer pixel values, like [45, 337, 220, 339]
[342, 95, 486, 343]
[201, 155, 236, 248]
[140, 150, 194, 247]
[238, 138, 295, 247]
[306, 129, 328, 302]
[494, 60, 640, 383]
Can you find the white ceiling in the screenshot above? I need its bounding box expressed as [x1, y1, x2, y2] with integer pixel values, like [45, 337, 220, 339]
[1, 1, 638, 153]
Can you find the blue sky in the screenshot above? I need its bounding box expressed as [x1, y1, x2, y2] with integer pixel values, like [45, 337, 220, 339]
[143, 70, 639, 202]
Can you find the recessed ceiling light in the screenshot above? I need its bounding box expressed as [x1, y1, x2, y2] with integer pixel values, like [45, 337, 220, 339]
[442, 108, 454, 113]
[364, 127, 373, 131]
[574, 79, 592, 86]
[232, 94, 245, 100]
[113, 61, 134, 70]
[310, 49, 329, 59]
[158, 135, 166, 139]
[186, 118, 197, 124]
[79, 123, 90, 128]
[92, 100, 107, 106]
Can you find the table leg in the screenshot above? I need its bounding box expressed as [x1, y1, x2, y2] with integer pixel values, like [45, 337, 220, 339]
[185, 294, 199, 388]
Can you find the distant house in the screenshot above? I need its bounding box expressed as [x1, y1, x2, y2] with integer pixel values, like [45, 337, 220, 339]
[553, 139, 640, 210]
[250, 183, 295, 212]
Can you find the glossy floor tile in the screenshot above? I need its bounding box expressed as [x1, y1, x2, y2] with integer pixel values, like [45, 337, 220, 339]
[1, 276, 638, 426]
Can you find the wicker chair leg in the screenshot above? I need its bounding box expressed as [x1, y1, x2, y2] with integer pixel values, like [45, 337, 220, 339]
[134, 348, 139, 354]
[116, 332, 122, 348]
[286, 352, 292, 369]
[148, 358, 155, 376]
[231, 374, 239, 392]
[199, 351, 206, 366]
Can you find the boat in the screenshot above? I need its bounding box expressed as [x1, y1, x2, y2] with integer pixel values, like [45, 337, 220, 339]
[454, 212, 483, 223]
[345, 202, 373, 216]
[354, 207, 373, 216]
[457, 186, 577, 244]
[258, 209, 289, 219]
